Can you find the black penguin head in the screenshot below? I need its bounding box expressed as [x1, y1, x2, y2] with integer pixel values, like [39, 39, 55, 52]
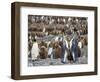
[73, 28, 77, 32]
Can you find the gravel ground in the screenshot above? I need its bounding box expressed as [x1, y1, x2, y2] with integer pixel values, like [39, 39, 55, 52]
[28, 45, 88, 67]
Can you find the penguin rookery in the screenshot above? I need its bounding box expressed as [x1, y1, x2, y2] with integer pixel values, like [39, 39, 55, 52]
[11, 2, 98, 80]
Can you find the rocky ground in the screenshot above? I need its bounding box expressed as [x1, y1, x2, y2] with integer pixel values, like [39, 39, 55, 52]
[28, 46, 88, 67]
